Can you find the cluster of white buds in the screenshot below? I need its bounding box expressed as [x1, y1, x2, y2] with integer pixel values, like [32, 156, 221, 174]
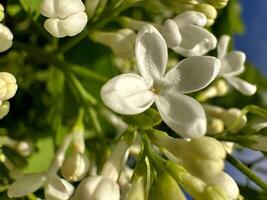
[71, 139, 130, 200]
[0, 72, 18, 119]
[153, 133, 226, 181]
[204, 105, 247, 134]
[40, 0, 88, 38]
[8, 134, 75, 200]
[0, 4, 13, 53]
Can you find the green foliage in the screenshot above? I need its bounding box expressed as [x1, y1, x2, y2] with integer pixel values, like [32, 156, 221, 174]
[19, 0, 42, 19]
[122, 108, 162, 129]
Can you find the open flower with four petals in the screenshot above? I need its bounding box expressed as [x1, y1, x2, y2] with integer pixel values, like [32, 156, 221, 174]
[217, 35, 257, 95]
[101, 24, 221, 138]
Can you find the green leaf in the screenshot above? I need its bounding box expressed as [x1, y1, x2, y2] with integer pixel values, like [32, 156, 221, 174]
[122, 108, 162, 128]
[19, 0, 42, 19]
[23, 137, 54, 173]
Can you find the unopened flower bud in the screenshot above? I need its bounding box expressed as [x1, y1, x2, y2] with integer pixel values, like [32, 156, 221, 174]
[41, 0, 88, 38]
[70, 176, 120, 200]
[194, 3, 217, 26]
[61, 153, 89, 182]
[0, 24, 13, 52]
[199, 185, 228, 200]
[205, 0, 229, 9]
[91, 29, 136, 58]
[207, 118, 224, 135]
[222, 108, 247, 133]
[183, 137, 226, 179]
[0, 72, 17, 100]
[16, 140, 34, 157]
[0, 4, 4, 22]
[204, 172, 239, 200]
[127, 176, 146, 200]
[214, 79, 229, 96]
[149, 172, 186, 200]
[221, 142, 234, 154]
[180, 174, 205, 197]
[0, 101, 10, 119]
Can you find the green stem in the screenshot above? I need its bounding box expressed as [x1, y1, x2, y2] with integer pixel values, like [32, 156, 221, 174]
[226, 154, 267, 191]
[12, 41, 107, 84]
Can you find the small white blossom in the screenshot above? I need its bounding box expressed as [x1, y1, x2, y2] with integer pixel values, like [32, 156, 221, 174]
[8, 173, 74, 200]
[40, 0, 88, 38]
[162, 11, 217, 57]
[70, 176, 120, 200]
[101, 24, 220, 138]
[0, 72, 17, 102]
[0, 24, 13, 52]
[217, 35, 257, 95]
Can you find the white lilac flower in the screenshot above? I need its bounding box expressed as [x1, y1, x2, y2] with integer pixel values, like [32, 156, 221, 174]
[101, 24, 220, 138]
[162, 11, 217, 57]
[0, 72, 18, 102]
[0, 24, 13, 52]
[8, 134, 74, 200]
[40, 0, 88, 38]
[8, 173, 74, 200]
[217, 35, 257, 95]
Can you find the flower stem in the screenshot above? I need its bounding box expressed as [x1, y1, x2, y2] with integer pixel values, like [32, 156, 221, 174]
[226, 154, 267, 191]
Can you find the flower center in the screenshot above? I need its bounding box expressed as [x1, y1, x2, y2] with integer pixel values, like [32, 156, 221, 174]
[151, 86, 161, 95]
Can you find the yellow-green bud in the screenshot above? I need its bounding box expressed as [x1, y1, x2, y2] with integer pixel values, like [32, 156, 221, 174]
[181, 174, 205, 197]
[127, 176, 146, 200]
[198, 186, 228, 200]
[204, 172, 239, 200]
[149, 172, 186, 200]
[61, 153, 89, 182]
[182, 137, 226, 179]
[215, 79, 229, 96]
[207, 118, 224, 135]
[194, 3, 217, 26]
[205, 0, 229, 9]
[222, 108, 247, 133]
[0, 101, 10, 119]
[0, 4, 4, 22]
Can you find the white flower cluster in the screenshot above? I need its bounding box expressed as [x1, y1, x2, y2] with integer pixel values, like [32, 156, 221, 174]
[40, 0, 88, 38]
[0, 4, 17, 119]
[0, 4, 13, 53]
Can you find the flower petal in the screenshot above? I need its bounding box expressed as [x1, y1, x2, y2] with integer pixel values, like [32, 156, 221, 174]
[8, 173, 47, 198]
[164, 56, 220, 93]
[45, 175, 74, 200]
[155, 92, 206, 138]
[162, 19, 182, 47]
[101, 73, 155, 115]
[225, 76, 257, 96]
[217, 35, 230, 59]
[135, 24, 168, 81]
[174, 11, 207, 27]
[171, 25, 217, 57]
[220, 51, 245, 76]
